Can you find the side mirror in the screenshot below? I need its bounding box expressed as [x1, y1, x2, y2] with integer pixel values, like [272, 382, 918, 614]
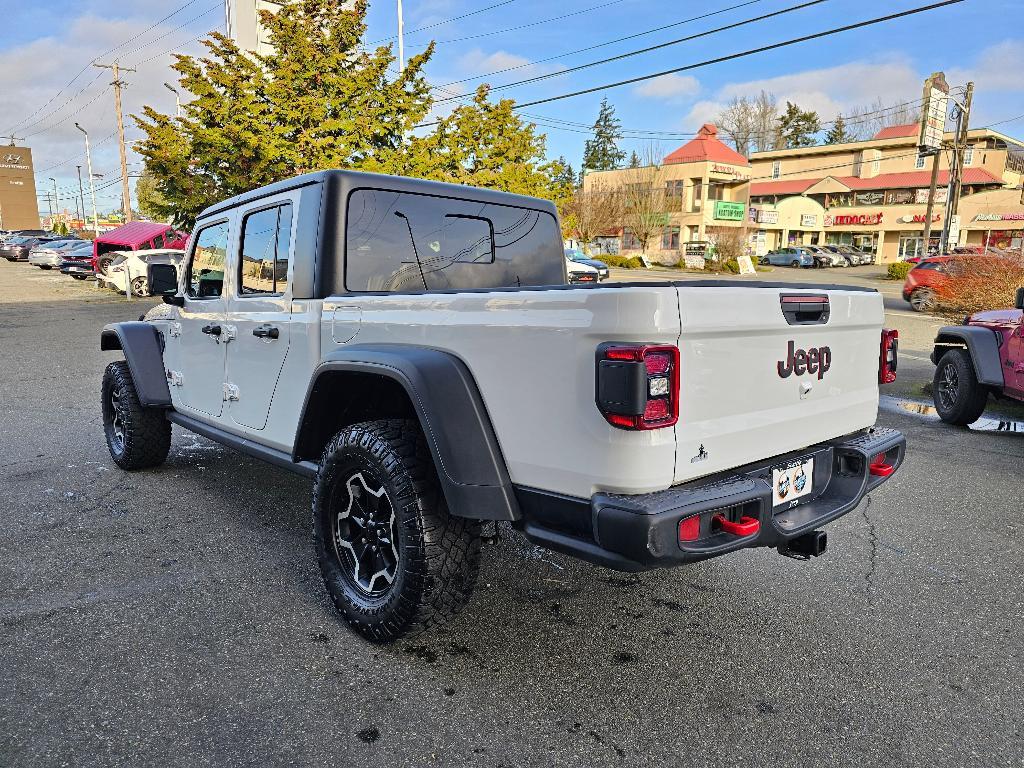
[1016, 287, 1024, 310]
[149, 262, 184, 306]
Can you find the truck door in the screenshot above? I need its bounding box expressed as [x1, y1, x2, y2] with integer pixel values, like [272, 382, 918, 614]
[173, 219, 231, 418]
[224, 201, 294, 431]
[1007, 322, 1024, 399]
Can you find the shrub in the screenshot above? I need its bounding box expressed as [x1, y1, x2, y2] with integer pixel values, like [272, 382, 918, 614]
[887, 262, 912, 280]
[938, 254, 1024, 320]
[600, 254, 644, 269]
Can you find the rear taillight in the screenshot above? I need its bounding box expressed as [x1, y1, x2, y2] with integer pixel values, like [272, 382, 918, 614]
[596, 344, 679, 430]
[879, 329, 898, 384]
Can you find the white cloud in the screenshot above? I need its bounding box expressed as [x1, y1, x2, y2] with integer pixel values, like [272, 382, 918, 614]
[949, 39, 1024, 93]
[0, 8, 210, 213]
[633, 74, 700, 101]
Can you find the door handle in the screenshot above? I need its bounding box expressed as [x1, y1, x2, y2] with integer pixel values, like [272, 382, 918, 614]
[201, 324, 222, 336]
[253, 324, 280, 339]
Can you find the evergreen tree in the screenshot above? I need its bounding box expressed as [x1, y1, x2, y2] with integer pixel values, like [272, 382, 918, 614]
[582, 97, 626, 170]
[628, 150, 640, 168]
[552, 156, 577, 189]
[825, 114, 853, 144]
[777, 102, 821, 148]
[136, 0, 432, 225]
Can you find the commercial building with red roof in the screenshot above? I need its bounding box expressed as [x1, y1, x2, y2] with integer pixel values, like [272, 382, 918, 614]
[580, 120, 1023, 265]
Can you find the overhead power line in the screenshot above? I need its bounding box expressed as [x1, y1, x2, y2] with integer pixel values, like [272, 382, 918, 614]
[436, 0, 766, 89]
[4, 0, 210, 135]
[437, 0, 830, 103]
[368, 0, 524, 44]
[511, 0, 966, 109]
[427, 0, 629, 46]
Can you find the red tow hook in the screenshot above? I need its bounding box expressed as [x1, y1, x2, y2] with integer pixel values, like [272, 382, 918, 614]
[869, 452, 895, 477]
[713, 514, 760, 536]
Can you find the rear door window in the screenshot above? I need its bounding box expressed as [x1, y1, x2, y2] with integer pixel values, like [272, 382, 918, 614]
[239, 203, 293, 295]
[345, 189, 563, 292]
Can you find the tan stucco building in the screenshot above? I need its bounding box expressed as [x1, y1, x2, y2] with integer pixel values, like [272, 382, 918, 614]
[582, 122, 1024, 264]
[0, 145, 41, 231]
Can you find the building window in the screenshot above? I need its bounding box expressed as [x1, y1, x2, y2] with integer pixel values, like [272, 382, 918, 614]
[664, 180, 685, 210]
[661, 226, 680, 250]
[622, 228, 642, 250]
[915, 154, 926, 169]
[963, 146, 974, 166]
[852, 151, 863, 176]
[707, 182, 726, 202]
[771, 160, 781, 179]
[690, 179, 703, 212]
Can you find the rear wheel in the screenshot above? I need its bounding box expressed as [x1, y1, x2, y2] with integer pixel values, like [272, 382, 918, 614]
[71, 274, 87, 280]
[909, 288, 937, 312]
[313, 419, 480, 643]
[933, 349, 988, 426]
[39, 265, 52, 270]
[101, 361, 172, 469]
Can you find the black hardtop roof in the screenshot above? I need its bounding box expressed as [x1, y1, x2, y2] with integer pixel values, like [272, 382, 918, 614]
[197, 169, 558, 220]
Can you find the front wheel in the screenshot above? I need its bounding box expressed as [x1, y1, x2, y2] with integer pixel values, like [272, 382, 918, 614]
[101, 361, 172, 469]
[39, 265, 52, 270]
[933, 349, 989, 425]
[790, 260, 800, 267]
[909, 288, 937, 312]
[313, 420, 480, 643]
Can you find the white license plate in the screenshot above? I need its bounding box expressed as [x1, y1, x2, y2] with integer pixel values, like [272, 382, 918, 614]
[772, 457, 814, 506]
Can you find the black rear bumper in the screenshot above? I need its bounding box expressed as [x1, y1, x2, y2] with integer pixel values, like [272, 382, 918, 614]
[515, 427, 906, 572]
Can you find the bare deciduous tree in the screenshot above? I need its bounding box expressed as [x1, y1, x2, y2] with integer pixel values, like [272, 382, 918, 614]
[844, 98, 922, 140]
[620, 149, 665, 256]
[715, 91, 779, 154]
[564, 181, 624, 250]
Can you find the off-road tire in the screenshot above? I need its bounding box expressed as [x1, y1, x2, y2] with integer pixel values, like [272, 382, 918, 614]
[313, 419, 481, 643]
[98, 255, 115, 276]
[909, 288, 937, 312]
[933, 349, 989, 426]
[101, 360, 172, 470]
[130, 276, 148, 296]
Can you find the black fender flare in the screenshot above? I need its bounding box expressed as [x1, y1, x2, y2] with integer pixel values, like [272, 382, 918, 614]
[100, 322, 171, 407]
[930, 326, 1005, 387]
[294, 344, 520, 521]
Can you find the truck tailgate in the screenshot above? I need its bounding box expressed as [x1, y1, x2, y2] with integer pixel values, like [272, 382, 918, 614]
[673, 285, 884, 485]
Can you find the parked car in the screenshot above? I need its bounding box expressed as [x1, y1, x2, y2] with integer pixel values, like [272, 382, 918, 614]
[760, 247, 815, 268]
[901, 256, 952, 311]
[566, 256, 600, 284]
[821, 244, 871, 267]
[839, 245, 874, 266]
[92, 222, 188, 276]
[99, 169, 904, 643]
[60, 253, 97, 280]
[1, 236, 45, 262]
[805, 245, 845, 267]
[929, 286, 1024, 424]
[28, 239, 89, 269]
[100, 249, 185, 295]
[565, 248, 610, 280]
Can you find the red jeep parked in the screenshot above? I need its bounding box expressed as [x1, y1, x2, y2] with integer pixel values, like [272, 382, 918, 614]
[931, 287, 1024, 424]
[92, 222, 188, 276]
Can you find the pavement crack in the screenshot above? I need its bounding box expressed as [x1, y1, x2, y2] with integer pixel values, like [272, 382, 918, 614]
[861, 495, 878, 605]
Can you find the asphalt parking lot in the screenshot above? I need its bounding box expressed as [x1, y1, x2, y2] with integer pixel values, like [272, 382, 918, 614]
[2, 261, 1022, 767]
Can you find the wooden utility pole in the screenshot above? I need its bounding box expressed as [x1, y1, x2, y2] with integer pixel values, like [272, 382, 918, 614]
[947, 82, 974, 228]
[95, 61, 136, 222]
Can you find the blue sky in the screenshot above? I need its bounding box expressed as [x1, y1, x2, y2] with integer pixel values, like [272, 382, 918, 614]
[1, 0, 1022, 215]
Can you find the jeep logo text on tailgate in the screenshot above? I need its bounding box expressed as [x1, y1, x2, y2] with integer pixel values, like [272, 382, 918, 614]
[777, 341, 831, 380]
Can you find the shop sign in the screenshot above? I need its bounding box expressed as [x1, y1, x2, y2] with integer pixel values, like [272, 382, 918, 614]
[896, 213, 941, 224]
[711, 164, 750, 179]
[854, 191, 885, 206]
[756, 209, 779, 224]
[713, 201, 746, 221]
[919, 72, 949, 154]
[884, 189, 915, 205]
[973, 213, 1024, 221]
[825, 213, 884, 226]
[800, 214, 817, 227]
[914, 187, 948, 204]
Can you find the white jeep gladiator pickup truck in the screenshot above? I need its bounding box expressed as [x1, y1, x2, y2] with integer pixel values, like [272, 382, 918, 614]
[100, 170, 905, 642]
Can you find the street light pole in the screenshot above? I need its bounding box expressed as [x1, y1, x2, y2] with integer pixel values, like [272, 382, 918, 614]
[75, 165, 85, 225]
[397, 0, 405, 74]
[49, 177, 60, 223]
[164, 82, 181, 118]
[74, 122, 100, 237]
